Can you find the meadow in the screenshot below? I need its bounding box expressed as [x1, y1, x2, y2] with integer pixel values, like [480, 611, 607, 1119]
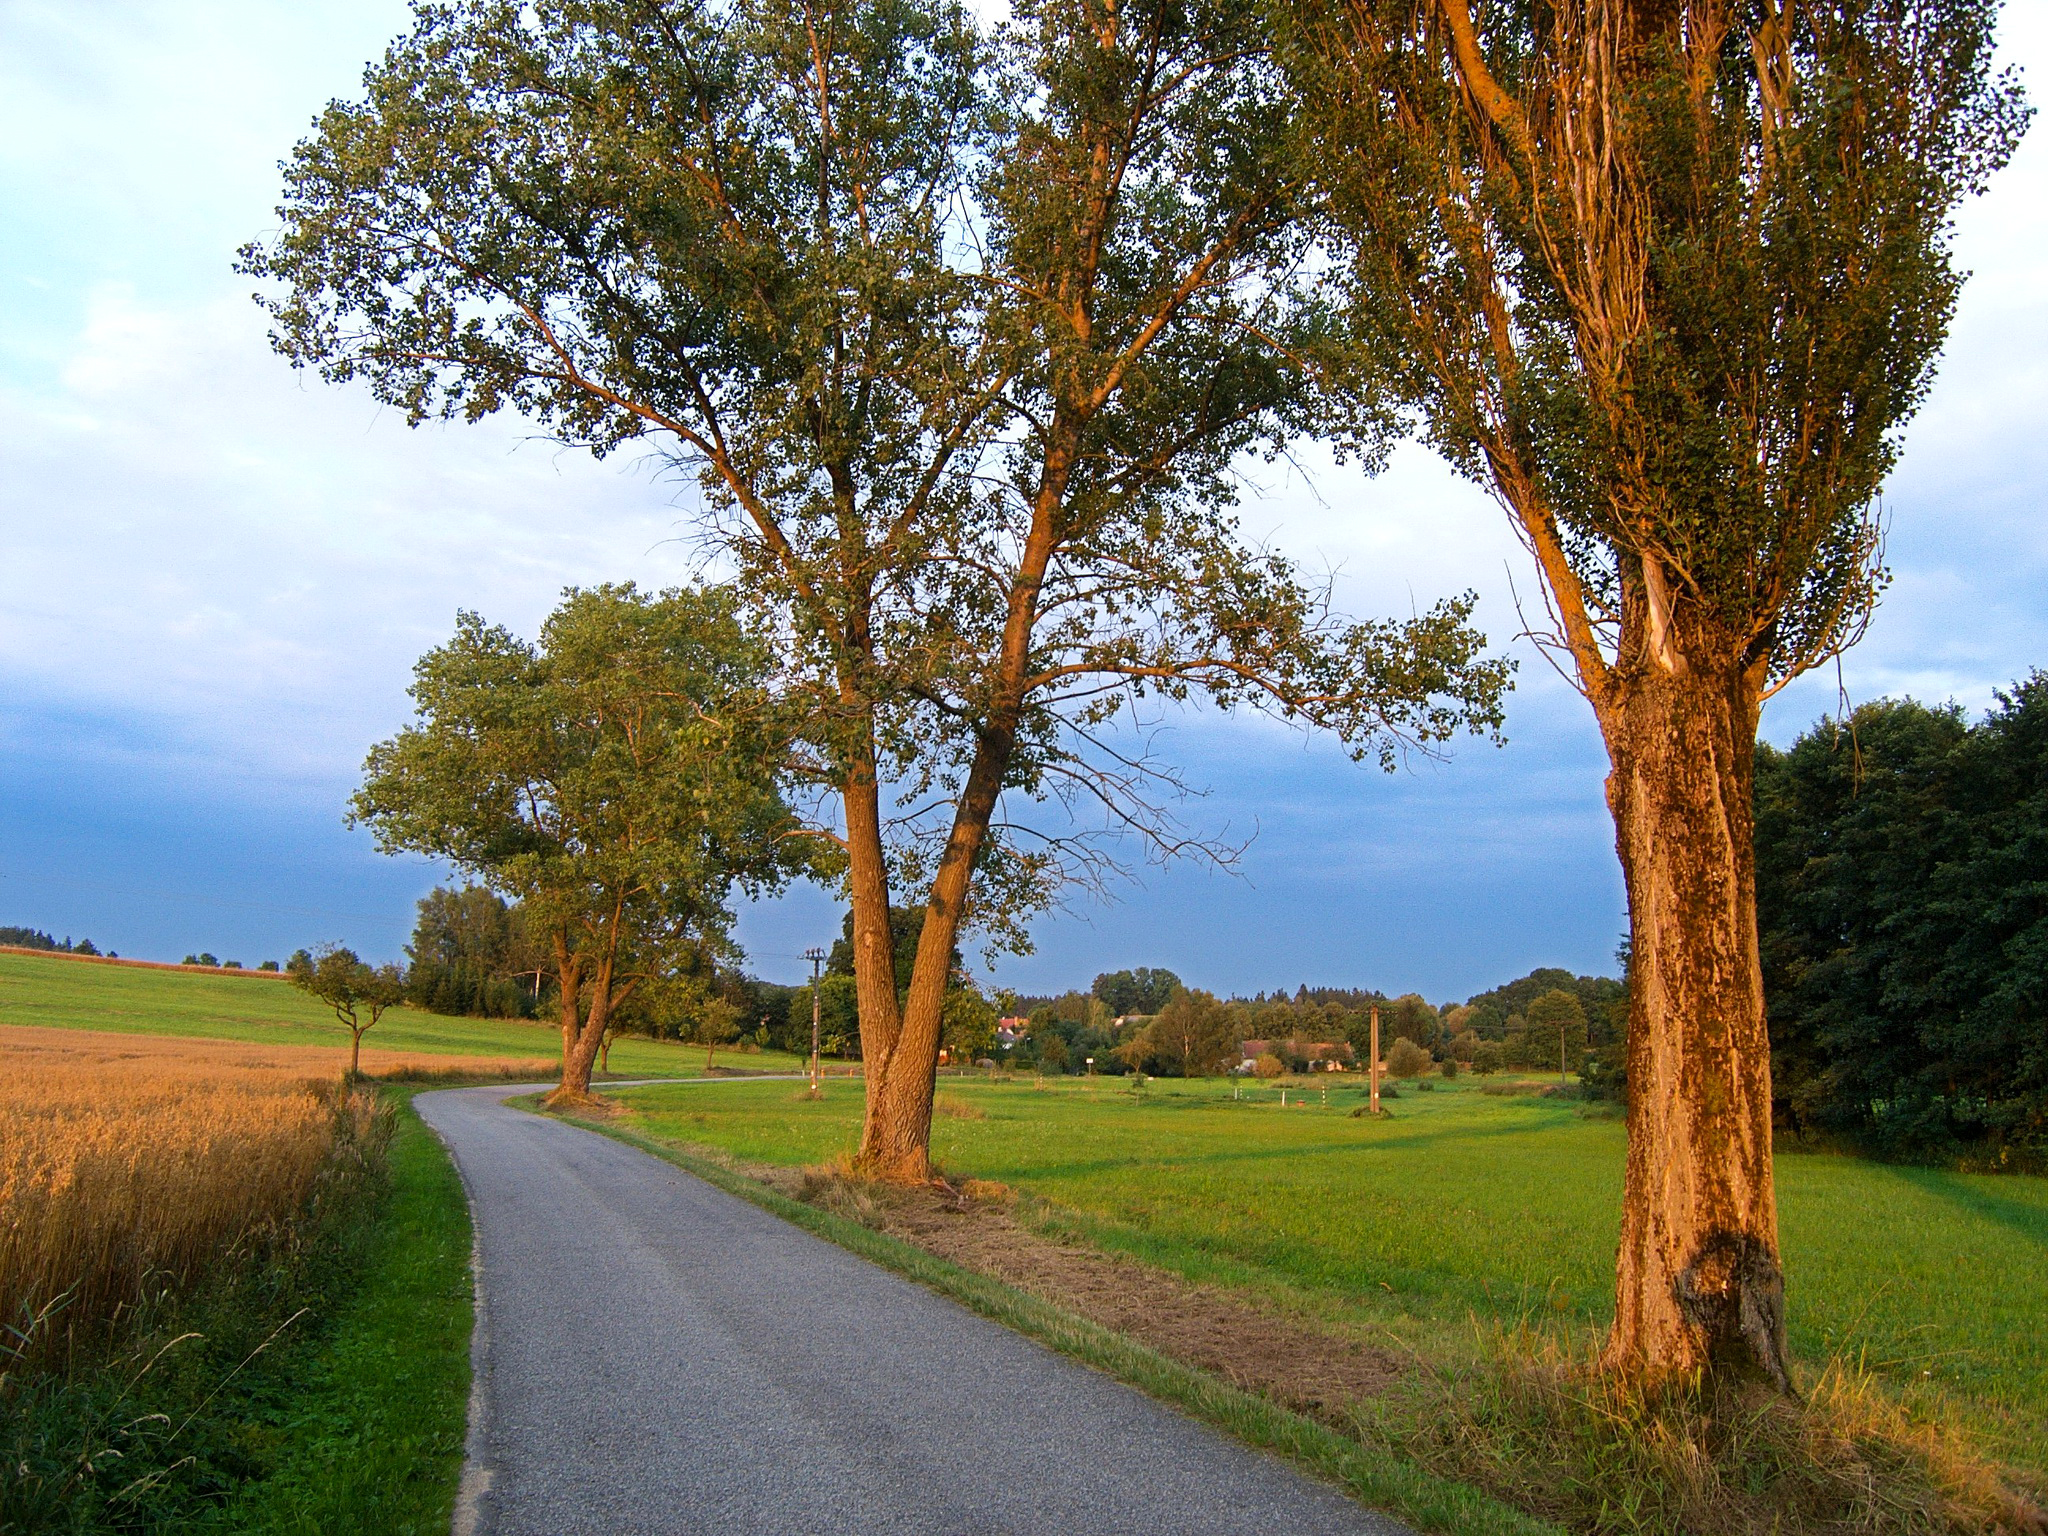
[0, 948, 813, 1076]
[611, 1072, 2048, 1478]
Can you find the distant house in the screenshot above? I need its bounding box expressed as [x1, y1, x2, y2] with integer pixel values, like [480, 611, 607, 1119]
[1238, 1038, 1357, 1072]
[996, 1016, 1030, 1048]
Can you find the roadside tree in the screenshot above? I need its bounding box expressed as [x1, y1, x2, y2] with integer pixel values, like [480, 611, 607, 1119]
[289, 944, 406, 1077]
[1284, 0, 2026, 1387]
[244, 0, 1510, 1180]
[351, 584, 806, 1106]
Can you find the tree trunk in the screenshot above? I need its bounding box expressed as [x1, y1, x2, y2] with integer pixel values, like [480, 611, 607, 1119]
[548, 953, 608, 1106]
[855, 430, 1074, 1180]
[1597, 657, 1792, 1390]
[841, 730, 906, 1154]
[349, 1028, 363, 1078]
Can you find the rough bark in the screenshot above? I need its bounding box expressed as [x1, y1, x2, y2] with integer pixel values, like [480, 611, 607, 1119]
[1596, 655, 1792, 1390]
[843, 739, 906, 1153]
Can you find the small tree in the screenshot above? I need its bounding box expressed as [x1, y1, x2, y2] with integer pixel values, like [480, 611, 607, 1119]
[289, 944, 405, 1077]
[689, 997, 744, 1074]
[351, 585, 807, 1106]
[1116, 989, 1239, 1077]
[1386, 1037, 1432, 1080]
[941, 985, 1000, 1067]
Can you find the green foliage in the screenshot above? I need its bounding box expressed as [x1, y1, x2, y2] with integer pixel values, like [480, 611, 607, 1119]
[1093, 967, 1183, 1016]
[941, 983, 1000, 1064]
[1465, 969, 1623, 1049]
[405, 886, 536, 1019]
[1286, 0, 2029, 695]
[242, 0, 1509, 975]
[1115, 988, 1239, 1077]
[789, 974, 862, 1059]
[1517, 990, 1589, 1075]
[289, 944, 406, 1065]
[1387, 1037, 1432, 1079]
[1756, 680, 2048, 1162]
[1252, 1051, 1288, 1080]
[351, 584, 807, 1042]
[0, 928, 106, 957]
[826, 905, 961, 996]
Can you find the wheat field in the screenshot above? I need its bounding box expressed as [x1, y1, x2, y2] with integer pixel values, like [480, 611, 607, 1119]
[0, 1026, 545, 1344]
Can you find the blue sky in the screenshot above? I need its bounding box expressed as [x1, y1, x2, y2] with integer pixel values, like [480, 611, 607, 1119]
[2, 2, 2044, 1001]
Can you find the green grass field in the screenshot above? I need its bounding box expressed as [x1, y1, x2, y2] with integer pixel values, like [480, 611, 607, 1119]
[0, 949, 812, 1077]
[612, 1072, 2048, 1474]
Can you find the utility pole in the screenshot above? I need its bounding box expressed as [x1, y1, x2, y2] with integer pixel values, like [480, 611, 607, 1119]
[805, 946, 825, 1098]
[1369, 1002, 1381, 1117]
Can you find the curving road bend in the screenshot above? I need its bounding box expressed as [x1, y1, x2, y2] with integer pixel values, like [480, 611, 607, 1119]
[416, 1084, 1411, 1536]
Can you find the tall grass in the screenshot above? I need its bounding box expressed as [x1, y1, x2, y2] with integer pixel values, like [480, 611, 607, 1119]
[1362, 1327, 2046, 1535]
[0, 1031, 374, 1356]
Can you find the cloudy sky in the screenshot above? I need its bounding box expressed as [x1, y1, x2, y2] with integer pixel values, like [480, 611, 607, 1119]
[2, 2, 2042, 1001]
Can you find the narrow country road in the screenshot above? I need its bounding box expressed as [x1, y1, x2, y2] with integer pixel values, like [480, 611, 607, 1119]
[416, 1084, 1411, 1536]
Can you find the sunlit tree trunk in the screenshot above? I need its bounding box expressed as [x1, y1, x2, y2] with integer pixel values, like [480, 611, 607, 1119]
[855, 440, 1068, 1180]
[1596, 652, 1792, 1390]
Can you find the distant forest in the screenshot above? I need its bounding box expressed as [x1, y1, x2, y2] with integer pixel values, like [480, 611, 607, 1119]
[0, 927, 101, 956]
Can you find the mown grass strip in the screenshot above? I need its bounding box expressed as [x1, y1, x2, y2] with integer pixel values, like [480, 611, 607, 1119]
[574, 1113, 1559, 1536]
[220, 1089, 473, 1535]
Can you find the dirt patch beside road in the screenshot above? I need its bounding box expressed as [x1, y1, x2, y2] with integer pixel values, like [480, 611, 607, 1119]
[755, 1164, 1403, 1423]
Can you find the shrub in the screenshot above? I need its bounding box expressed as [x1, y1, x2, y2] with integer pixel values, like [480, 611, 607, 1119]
[1472, 1040, 1506, 1075]
[1252, 1052, 1287, 1079]
[1440, 1056, 1459, 1079]
[1387, 1037, 1432, 1079]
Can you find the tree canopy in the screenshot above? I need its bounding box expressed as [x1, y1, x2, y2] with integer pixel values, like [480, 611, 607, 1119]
[245, 0, 1511, 1179]
[1757, 680, 2048, 1164]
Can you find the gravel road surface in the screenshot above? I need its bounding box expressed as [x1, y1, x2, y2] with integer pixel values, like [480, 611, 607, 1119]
[416, 1083, 1411, 1536]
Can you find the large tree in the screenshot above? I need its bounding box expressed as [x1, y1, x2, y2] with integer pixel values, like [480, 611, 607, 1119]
[244, 0, 1508, 1180]
[351, 583, 805, 1104]
[1283, 0, 2026, 1384]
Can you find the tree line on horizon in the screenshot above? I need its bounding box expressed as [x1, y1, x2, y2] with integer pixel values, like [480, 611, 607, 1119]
[241, 0, 2025, 1391]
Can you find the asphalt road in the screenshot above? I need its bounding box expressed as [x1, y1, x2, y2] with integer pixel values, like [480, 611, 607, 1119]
[415, 1083, 1412, 1536]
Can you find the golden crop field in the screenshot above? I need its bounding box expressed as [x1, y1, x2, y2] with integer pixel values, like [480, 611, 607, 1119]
[0, 1026, 543, 1345]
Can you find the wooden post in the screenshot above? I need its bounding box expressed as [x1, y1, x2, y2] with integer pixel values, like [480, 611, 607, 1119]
[805, 946, 825, 1097]
[1370, 1003, 1381, 1116]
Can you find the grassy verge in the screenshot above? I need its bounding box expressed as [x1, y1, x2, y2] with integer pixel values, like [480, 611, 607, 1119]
[0, 1088, 473, 1535]
[561, 1107, 1558, 1536]
[215, 1088, 473, 1535]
